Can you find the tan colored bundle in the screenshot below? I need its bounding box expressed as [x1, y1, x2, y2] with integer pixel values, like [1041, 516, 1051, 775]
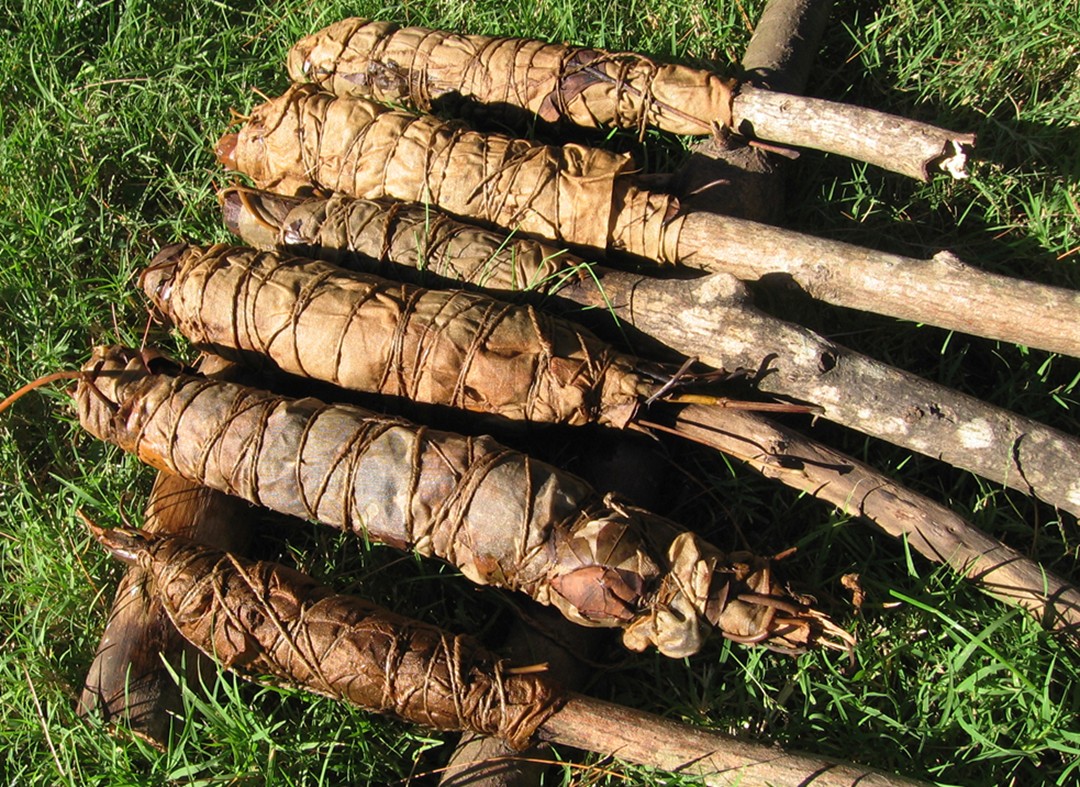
[218, 84, 682, 262]
[222, 187, 579, 294]
[143, 243, 787, 429]
[75, 345, 851, 658]
[90, 524, 563, 749]
[287, 18, 733, 137]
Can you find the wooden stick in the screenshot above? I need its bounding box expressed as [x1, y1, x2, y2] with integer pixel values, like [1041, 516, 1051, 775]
[739, 0, 833, 94]
[731, 86, 974, 181]
[539, 694, 926, 786]
[554, 268, 1080, 519]
[671, 209, 1080, 359]
[648, 407, 1080, 636]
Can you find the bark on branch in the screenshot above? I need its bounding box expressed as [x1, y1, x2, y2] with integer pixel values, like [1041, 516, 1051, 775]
[650, 407, 1080, 636]
[672, 209, 1080, 359]
[555, 268, 1080, 519]
[541, 695, 926, 786]
[731, 86, 974, 180]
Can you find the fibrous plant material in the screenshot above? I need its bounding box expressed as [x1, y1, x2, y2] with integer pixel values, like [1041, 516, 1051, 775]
[218, 86, 1080, 358]
[75, 346, 850, 658]
[142, 243, 798, 430]
[286, 17, 973, 180]
[77, 471, 251, 747]
[90, 525, 919, 786]
[225, 188, 1080, 521]
[221, 187, 580, 295]
[89, 524, 563, 749]
[217, 191, 1080, 635]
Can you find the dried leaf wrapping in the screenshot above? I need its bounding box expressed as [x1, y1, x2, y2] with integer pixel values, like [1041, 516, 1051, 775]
[220, 84, 685, 261]
[76, 346, 844, 657]
[144, 243, 648, 428]
[222, 187, 581, 295]
[92, 526, 564, 749]
[287, 18, 734, 136]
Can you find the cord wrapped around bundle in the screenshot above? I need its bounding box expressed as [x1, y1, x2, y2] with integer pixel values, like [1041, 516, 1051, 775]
[285, 17, 975, 181]
[217, 84, 683, 261]
[89, 524, 563, 749]
[75, 346, 852, 658]
[221, 187, 581, 294]
[287, 18, 734, 137]
[143, 243, 651, 429]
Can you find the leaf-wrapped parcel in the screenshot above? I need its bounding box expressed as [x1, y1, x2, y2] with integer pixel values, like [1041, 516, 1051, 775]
[75, 346, 847, 658]
[144, 243, 653, 429]
[92, 525, 563, 749]
[217, 84, 682, 262]
[287, 18, 734, 136]
[222, 187, 580, 295]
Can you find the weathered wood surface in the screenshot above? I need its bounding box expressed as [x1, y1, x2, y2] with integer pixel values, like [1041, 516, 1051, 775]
[675, 211, 1080, 359]
[554, 268, 1080, 519]
[540, 694, 927, 786]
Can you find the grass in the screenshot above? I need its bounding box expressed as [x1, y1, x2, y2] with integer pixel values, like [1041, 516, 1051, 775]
[1, 0, 1078, 784]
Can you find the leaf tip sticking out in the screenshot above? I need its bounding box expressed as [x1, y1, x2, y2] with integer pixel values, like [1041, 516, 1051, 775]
[81, 510, 148, 567]
[140, 244, 187, 315]
[215, 132, 239, 170]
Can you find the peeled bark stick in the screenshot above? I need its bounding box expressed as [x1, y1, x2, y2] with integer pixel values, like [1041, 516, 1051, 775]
[91, 526, 919, 786]
[223, 189, 1080, 518]
[217, 86, 1077, 357]
[673, 215, 1080, 360]
[657, 406, 1080, 636]
[75, 345, 852, 658]
[77, 472, 251, 746]
[286, 17, 971, 180]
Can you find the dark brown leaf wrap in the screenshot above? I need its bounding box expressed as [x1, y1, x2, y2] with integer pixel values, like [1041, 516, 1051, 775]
[143, 243, 646, 428]
[76, 346, 842, 657]
[222, 188, 581, 295]
[93, 527, 564, 749]
[287, 18, 735, 136]
[221, 84, 685, 261]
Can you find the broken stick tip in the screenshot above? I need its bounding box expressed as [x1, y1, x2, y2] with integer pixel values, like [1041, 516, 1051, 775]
[931, 135, 976, 180]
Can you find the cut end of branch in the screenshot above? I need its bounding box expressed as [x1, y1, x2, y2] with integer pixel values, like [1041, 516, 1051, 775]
[930, 135, 976, 180]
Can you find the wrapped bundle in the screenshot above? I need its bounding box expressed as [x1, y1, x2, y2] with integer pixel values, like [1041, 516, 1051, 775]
[287, 18, 733, 136]
[75, 346, 851, 658]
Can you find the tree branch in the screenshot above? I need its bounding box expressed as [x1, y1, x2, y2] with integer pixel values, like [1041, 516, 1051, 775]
[669, 209, 1080, 359]
[540, 694, 926, 786]
[731, 86, 974, 180]
[555, 268, 1080, 518]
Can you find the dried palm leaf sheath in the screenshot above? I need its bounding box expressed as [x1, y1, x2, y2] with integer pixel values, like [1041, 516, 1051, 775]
[219, 84, 682, 264]
[221, 187, 579, 295]
[287, 18, 733, 137]
[77, 346, 847, 657]
[91, 526, 562, 749]
[143, 243, 661, 428]
[287, 18, 973, 180]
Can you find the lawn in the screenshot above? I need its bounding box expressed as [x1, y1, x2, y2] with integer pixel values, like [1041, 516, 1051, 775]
[1, 0, 1078, 784]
